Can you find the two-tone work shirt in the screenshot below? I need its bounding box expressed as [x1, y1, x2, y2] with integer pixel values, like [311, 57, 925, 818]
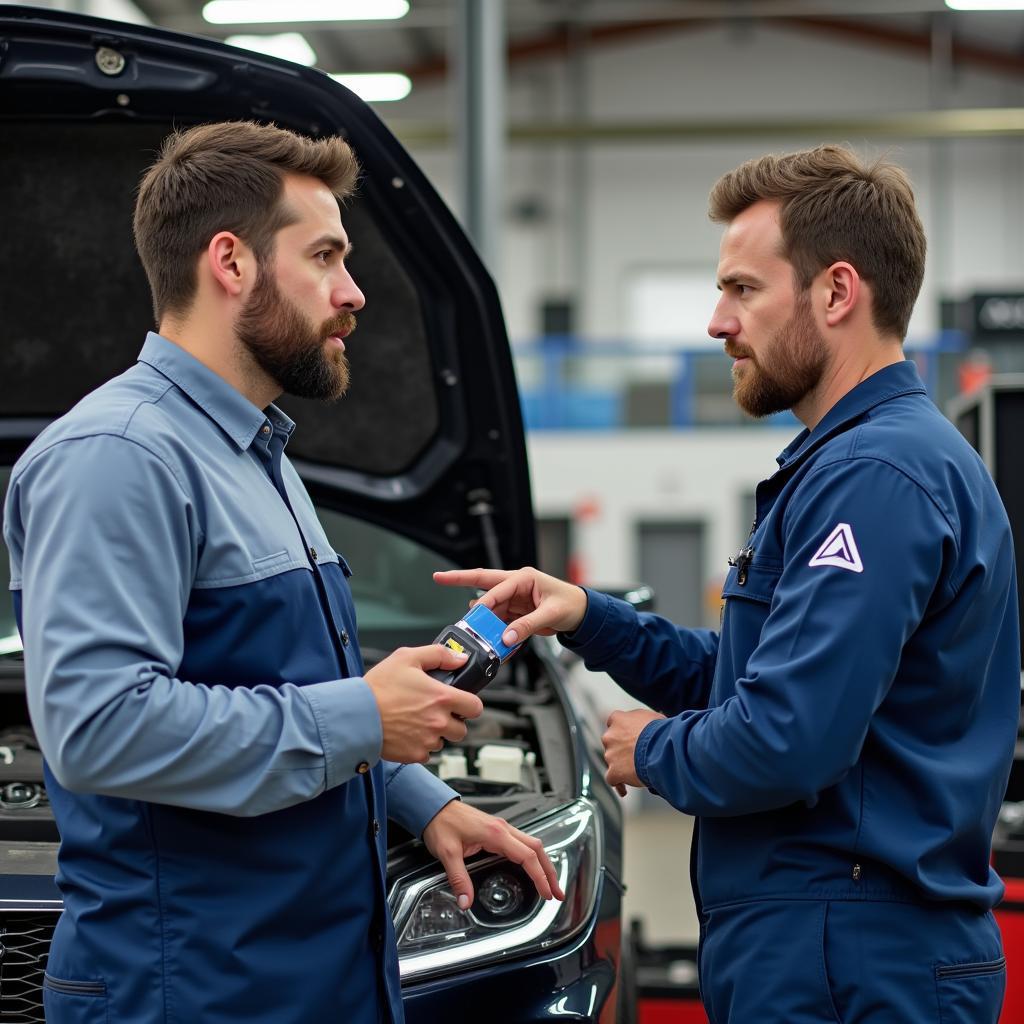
[4, 331, 456, 1024]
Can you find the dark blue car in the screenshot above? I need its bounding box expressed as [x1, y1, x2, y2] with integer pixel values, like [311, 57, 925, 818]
[0, 6, 628, 1020]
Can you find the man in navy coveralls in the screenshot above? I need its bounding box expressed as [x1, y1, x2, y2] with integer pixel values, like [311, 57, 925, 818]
[438, 145, 1020, 1023]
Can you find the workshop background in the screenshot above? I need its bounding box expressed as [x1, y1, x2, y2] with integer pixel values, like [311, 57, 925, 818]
[17, 0, 1024, 1014]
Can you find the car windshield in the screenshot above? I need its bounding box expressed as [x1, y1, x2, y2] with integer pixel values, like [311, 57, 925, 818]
[0, 465, 472, 660]
[316, 505, 472, 655]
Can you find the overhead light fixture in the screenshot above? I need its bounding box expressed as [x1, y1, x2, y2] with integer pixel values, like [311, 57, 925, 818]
[204, 0, 408, 25]
[945, 1, 1024, 9]
[225, 32, 317, 65]
[329, 72, 412, 102]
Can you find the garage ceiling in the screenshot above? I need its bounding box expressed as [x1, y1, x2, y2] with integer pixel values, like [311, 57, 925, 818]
[119, 0, 1024, 83]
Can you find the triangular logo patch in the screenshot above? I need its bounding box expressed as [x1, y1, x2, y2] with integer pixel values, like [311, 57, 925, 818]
[808, 522, 863, 573]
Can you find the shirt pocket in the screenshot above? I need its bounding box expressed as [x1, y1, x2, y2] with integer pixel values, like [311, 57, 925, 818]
[934, 956, 1005, 1023]
[714, 561, 783, 704]
[721, 560, 783, 605]
[251, 548, 291, 573]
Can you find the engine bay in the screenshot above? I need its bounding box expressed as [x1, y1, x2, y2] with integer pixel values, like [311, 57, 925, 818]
[0, 647, 575, 858]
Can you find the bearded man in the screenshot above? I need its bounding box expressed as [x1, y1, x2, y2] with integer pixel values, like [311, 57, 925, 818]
[3, 121, 563, 1024]
[436, 145, 1020, 1023]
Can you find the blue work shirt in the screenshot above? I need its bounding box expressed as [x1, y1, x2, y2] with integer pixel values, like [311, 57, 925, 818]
[4, 332, 457, 1024]
[566, 360, 1019, 913]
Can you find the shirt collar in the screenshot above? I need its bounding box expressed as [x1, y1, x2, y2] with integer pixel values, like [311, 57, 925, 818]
[776, 358, 927, 469]
[138, 332, 295, 451]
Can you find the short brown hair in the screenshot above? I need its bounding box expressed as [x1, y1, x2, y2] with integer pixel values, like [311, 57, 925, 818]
[709, 145, 925, 340]
[133, 121, 359, 322]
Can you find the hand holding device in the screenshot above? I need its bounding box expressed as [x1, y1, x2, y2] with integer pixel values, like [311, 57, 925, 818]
[427, 603, 523, 694]
[365, 645, 483, 764]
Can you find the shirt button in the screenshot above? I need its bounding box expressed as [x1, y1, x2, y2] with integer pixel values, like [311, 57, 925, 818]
[261, 424, 271, 435]
[372, 818, 381, 838]
[356, 761, 370, 774]
[340, 628, 350, 647]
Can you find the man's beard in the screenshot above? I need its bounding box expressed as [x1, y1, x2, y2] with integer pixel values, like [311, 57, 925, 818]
[726, 292, 828, 419]
[236, 267, 356, 401]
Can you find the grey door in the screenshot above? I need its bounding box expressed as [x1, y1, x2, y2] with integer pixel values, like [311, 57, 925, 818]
[636, 521, 706, 627]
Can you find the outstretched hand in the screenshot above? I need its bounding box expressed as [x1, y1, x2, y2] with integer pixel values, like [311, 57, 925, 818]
[432, 566, 588, 646]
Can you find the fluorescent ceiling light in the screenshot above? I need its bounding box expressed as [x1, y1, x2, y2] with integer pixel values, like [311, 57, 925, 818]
[204, 0, 408, 24]
[225, 32, 317, 65]
[329, 72, 411, 102]
[945, 2, 1024, 9]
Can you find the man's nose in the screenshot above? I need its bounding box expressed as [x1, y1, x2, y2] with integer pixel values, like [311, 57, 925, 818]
[332, 269, 365, 312]
[708, 301, 739, 341]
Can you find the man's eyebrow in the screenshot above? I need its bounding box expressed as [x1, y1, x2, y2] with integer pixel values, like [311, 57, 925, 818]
[309, 235, 353, 256]
[717, 272, 761, 290]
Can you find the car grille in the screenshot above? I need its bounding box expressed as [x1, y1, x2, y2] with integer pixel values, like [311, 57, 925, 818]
[0, 914, 54, 1023]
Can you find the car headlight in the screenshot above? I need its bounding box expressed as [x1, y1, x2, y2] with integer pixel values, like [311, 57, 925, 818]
[390, 799, 601, 982]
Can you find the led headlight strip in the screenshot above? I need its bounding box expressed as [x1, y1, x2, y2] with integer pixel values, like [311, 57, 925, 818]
[390, 800, 602, 981]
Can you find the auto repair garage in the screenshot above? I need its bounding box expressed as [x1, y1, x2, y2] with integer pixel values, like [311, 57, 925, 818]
[1, 1, 1023, 1022]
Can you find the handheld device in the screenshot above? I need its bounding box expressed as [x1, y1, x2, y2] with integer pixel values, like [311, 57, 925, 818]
[428, 603, 522, 694]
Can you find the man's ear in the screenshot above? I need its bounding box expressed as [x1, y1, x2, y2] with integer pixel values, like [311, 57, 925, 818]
[205, 231, 254, 299]
[821, 261, 860, 328]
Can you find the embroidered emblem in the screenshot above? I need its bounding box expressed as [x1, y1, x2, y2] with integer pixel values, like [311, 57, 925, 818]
[808, 522, 863, 573]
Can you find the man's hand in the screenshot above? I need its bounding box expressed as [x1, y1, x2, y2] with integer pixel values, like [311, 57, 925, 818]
[421, 800, 566, 910]
[432, 566, 588, 646]
[603, 709, 666, 797]
[364, 646, 483, 764]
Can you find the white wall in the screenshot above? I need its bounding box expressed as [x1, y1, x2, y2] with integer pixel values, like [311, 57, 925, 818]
[526, 428, 793, 623]
[386, 19, 1024, 345]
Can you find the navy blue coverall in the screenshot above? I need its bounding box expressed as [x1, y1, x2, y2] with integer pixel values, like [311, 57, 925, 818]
[565, 360, 1020, 1022]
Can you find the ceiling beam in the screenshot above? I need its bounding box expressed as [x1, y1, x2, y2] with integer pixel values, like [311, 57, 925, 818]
[791, 15, 1024, 77]
[402, 17, 707, 83]
[388, 107, 1024, 146]
[399, 11, 1024, 89]
[152, 4, 1024, 83]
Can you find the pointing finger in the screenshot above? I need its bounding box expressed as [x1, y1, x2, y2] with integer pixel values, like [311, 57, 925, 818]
[433, 569, 512, 591]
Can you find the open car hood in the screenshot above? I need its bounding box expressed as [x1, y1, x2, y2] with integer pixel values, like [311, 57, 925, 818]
[0, 4, 535, 570]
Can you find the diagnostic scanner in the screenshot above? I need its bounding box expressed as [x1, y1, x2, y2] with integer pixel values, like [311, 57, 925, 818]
[429, 603, 522, 694]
